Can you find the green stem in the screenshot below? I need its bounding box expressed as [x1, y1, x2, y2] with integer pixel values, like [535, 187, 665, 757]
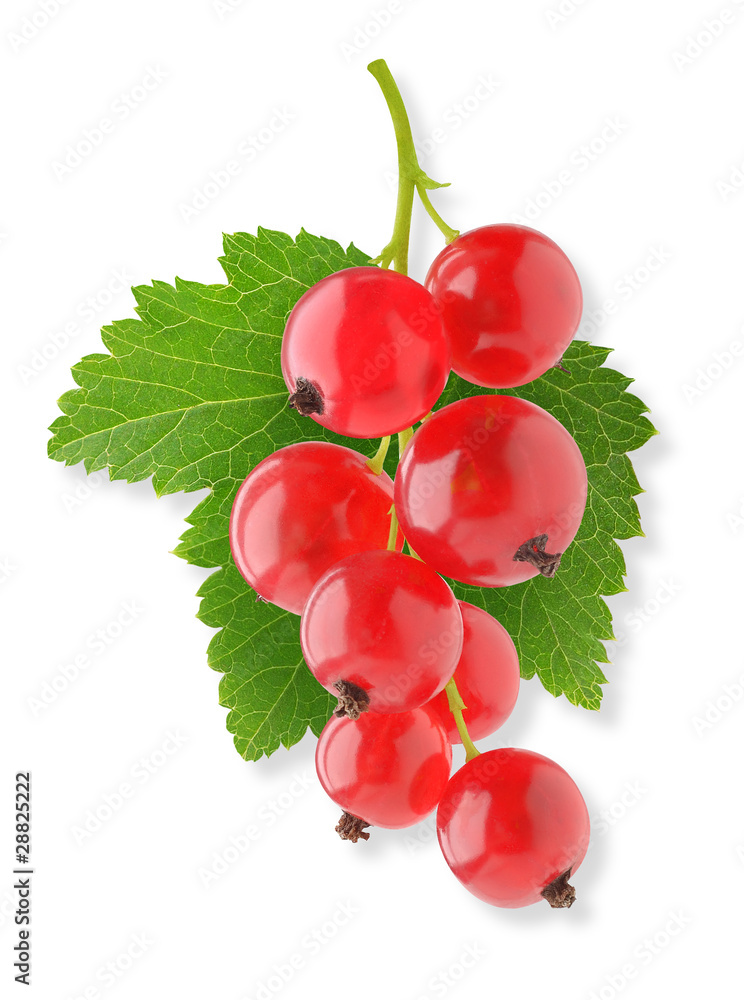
[398, 425, 414, 456]
[367, 435, 391, 475]
[406, 541, 423, 561]
[444, 678, 480, 762]
[416, 185, 460, 244]
[387, 504, 399, 551]
[367, 60, 415, 273]
[368, 59, 459, 273]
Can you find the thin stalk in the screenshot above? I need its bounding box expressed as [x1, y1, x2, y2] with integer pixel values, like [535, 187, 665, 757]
[398, 425, 414, 456]
[368, 59, 459, 273]
[367, 435, 391, 475]
[444, 678, 480, 762]
[406, 541, 423, 561]
[416, 186, 460, 243]
[387, 504, 400, 551]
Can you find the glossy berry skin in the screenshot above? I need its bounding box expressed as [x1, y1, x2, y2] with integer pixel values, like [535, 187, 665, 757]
[229, 442, 397, 615]
[281, 266, 450, 438]
[427, 603, 520, 743]
[394, 394, 587, 587]
[301, 550, 463, 713]
[437, 748, 590, 908]
[425, 224, 582, 388]
[316, 705, 452, 828]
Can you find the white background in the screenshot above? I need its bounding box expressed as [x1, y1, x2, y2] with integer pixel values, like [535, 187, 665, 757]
[2, 0, 743, 997]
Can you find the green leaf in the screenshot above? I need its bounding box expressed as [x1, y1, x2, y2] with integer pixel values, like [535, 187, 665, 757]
[48, 228, 655, 758]
[49, 228, 371, 760]
[198, 565, 334, 761]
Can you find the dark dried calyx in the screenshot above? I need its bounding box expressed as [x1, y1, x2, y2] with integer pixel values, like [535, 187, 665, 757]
[513, 534, 563, 578]
[333, 680, 371, 720]
[335, 811, 371, 843]
[288, 377, 324, 416]
[541, 869, 576, 908]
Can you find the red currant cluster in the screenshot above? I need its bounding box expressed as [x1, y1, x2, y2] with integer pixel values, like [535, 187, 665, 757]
[230, 224, 591, 910]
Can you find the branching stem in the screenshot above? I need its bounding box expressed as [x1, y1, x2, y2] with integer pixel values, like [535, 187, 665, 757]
[387, 504, 399, 552]
[367, 59, 459, 274]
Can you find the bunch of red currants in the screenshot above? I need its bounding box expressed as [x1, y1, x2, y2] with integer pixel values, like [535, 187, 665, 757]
[230, 224, 592, 909]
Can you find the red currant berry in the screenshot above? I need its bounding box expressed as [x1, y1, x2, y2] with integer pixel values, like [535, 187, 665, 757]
[426, 603, 519, 743]
[316, 705, 452, 830]
[281, 266, 451, 438]
[437, 748, 590, 908]
[394, 394, 587, 587]
[425, 224, 582, 388]
[301, 550, 463, 714]
[229, 442, 397, 615]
